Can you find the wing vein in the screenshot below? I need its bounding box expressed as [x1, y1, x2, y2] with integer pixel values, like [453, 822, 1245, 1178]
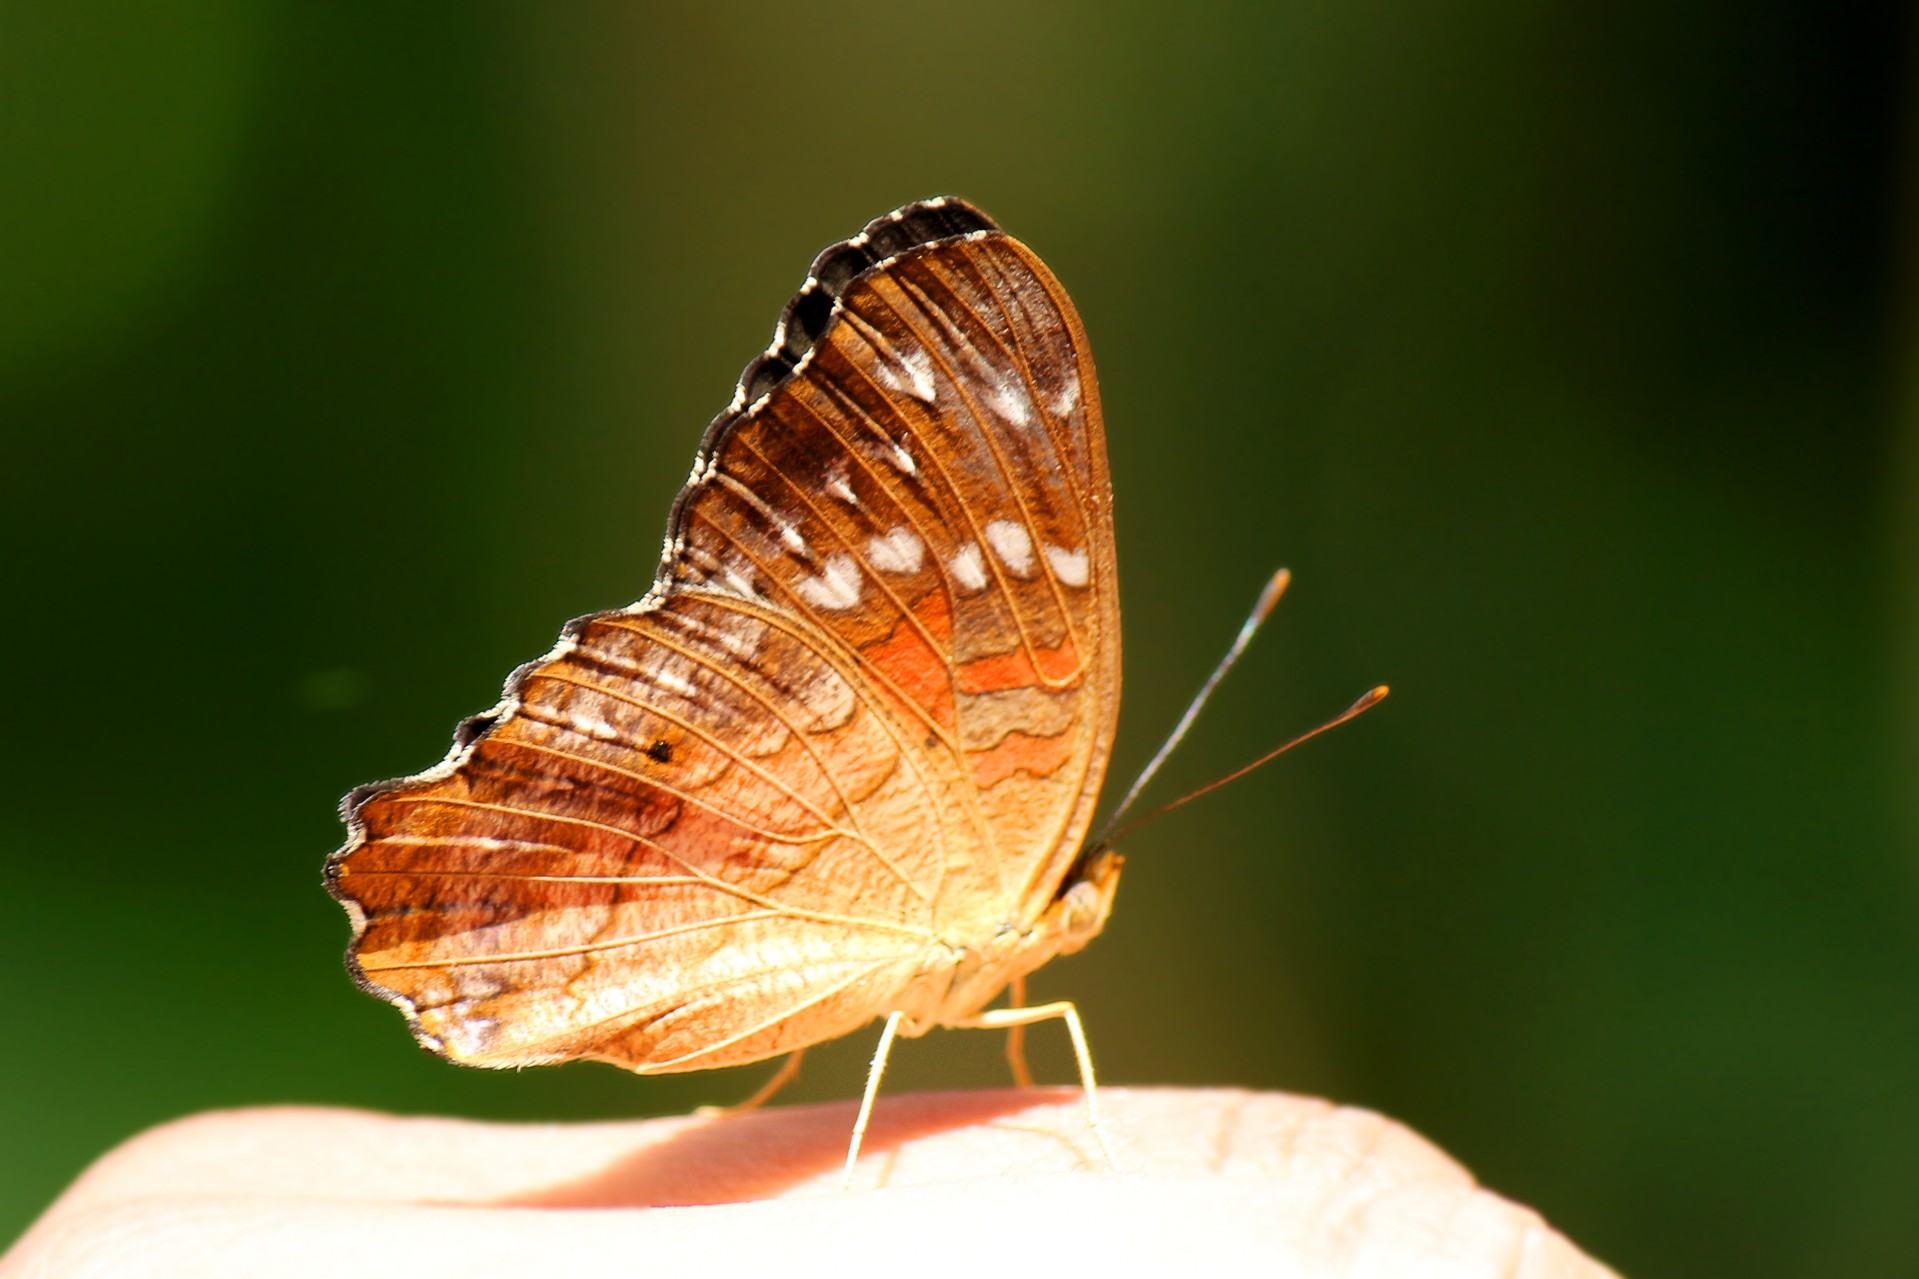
[881, 263, 1084, 689]
[373, 795, 933, 940]
[362, 909, 796, 970]
[524, 666, 859, 838]
[495, 737, 839, 846]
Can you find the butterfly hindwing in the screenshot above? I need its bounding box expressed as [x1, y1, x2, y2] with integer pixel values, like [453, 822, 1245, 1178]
[328, 199, 1119, 1073]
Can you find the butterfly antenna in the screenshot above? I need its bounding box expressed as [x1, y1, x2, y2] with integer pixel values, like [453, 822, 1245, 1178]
[1093, 568, 1293, 849]
[1100, 683, 1388, 848]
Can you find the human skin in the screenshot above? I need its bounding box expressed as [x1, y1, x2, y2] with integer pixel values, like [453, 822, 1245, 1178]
[2, 1088, 1619, 1277]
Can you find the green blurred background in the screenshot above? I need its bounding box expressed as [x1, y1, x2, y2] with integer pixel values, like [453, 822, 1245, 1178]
[4, 3, 1915, 1271]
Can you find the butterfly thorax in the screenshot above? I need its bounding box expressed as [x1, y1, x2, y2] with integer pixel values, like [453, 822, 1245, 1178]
[898, 845, 1123, 1033]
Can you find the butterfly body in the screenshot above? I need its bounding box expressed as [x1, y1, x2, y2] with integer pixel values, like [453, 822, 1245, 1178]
[327, 198, 1123, 1082]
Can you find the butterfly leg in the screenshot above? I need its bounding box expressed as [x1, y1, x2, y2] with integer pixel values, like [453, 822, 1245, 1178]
[841, 1011, 904, 1190]
[1003, 974, 1036, 1089]
[957, 1000, 1118, 1172]
[695, 1049, 806, 1118]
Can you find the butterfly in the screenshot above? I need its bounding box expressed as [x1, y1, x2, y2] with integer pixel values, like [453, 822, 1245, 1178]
[327, 197, 1127, 1176]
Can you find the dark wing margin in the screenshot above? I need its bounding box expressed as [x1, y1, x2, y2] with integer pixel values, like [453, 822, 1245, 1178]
[726, 201, 1001, 438]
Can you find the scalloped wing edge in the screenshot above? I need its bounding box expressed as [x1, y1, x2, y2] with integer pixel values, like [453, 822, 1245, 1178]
[323, 197, 1013, 1052]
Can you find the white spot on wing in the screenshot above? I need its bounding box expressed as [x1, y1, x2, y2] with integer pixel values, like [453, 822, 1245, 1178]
[951, 542, 988, 593]
[563, 709, 624, 743]
[1051, 371, 1081, 417]
[719, 554, 764, 602]
[681, 544, 723, 583]
[888, 440, 917, 474]
[445, 1016, 501, 1058]
[797, 554, 864, 611]
[844, 311, 937, 405]
[867, 527, 925, 574]
[702, 614, 767, 664]
[875, 341, 938, 404]
[654, 668, 696, 698]
[653, 609, 770, 672]
[824, 460, 859, 506]
[987, 373, 1032, 428]
[985, 519, 1036, 577]
[1045, 543, 1090, 587]
[719, 472, 806, 556]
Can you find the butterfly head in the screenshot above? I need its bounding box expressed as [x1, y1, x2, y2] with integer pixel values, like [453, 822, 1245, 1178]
[1050, 844, 1124, 954]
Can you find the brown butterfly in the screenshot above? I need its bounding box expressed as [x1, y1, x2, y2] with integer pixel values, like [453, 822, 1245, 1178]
[327, 198, 1128, 1176]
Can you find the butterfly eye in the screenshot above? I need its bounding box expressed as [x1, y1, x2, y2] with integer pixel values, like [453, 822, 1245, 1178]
[1055, 868, 1119, 947]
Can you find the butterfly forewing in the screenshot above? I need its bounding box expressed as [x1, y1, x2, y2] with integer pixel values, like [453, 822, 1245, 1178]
[329, 199, 1120, 1075]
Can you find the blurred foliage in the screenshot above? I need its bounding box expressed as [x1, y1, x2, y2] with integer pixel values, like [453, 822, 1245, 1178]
[3, 3, 1915, 1273]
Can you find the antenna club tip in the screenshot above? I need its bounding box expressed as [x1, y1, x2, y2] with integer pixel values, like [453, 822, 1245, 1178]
[1254, 567, 1293, 618]
[1345, 685, 1390, 714]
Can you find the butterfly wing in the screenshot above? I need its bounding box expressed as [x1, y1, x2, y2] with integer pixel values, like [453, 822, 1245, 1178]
[327, 199, 1120, 1074]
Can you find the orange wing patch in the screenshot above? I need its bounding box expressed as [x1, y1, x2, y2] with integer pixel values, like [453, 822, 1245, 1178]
[969, 728, 1077, 790]
[957, 635, 1082, 696]
[862, 590, 958, 733]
